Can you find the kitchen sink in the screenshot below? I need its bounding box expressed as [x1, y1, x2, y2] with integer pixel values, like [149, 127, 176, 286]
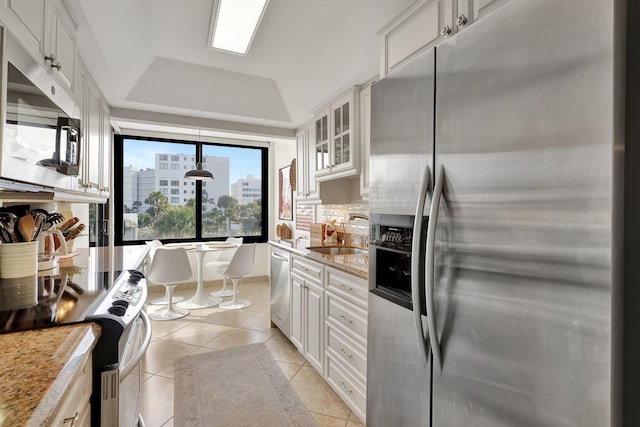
[308, 246, 368, 255]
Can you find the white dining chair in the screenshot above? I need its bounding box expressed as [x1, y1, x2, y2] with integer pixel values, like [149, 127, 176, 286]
[146, 246, 193, 320]
[218, 243, 256, 310]
[145, 240, 185, 305]
[206, 237, 243, 297]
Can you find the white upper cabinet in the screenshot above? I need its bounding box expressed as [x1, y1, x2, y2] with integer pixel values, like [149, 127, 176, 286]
[74, 56, 111, 198]
[380, 0, 510, 77]
[296, 121, 320, 203]
[1, 0, 47, 61]
[315, 88, 359, 182]
[48, 0, 76, 93]
[358, 84, 371, 198]
[1, 0, 77, 95]
[85, 76, 102, 190]
[100, 99, 111, 193]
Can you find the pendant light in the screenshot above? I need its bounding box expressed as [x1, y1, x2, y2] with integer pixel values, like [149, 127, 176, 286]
[184, 131, 214, 181]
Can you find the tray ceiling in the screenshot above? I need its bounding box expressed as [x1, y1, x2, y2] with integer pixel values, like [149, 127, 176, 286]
[66, 0, 411, 131]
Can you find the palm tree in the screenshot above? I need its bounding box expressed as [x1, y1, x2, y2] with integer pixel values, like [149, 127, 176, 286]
[145, 191, 168, 218]
[241, 200, 262, 234]
[218, 195, 239, 232]
[154, 205, 195, 238]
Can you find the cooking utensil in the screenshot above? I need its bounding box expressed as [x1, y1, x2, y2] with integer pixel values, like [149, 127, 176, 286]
[30, 211, 47, 241]
[0, 213, 19, 243]
[17, 214, 35, 242]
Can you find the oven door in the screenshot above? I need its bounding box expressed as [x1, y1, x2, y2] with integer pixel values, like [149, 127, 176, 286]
[100, 311, 151, 427]
[119, 311, 151, 427]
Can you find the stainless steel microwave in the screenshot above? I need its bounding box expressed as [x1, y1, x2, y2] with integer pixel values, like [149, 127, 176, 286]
[0, 27, 81, 191]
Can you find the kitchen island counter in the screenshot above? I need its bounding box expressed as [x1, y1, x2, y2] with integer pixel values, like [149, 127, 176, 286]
[0, 323, 101, 426]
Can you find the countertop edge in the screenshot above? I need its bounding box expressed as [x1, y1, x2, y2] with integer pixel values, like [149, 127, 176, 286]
[269, 239, 368, 280]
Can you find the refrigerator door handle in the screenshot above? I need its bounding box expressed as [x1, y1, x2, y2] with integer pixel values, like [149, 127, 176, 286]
[427, 164, 444, 374]
[411, 165, 431, 370]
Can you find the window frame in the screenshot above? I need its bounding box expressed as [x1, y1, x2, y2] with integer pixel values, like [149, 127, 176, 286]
[113, 134, 268, 246]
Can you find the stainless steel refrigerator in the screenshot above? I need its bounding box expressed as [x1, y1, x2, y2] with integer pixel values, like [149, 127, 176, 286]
[366, 0, 623, 425]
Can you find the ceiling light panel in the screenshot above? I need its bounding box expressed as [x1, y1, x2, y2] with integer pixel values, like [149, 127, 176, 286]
[210, 0, 269, 55]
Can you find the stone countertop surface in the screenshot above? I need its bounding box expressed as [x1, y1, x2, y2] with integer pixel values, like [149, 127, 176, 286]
[0, 323, 101, 426]
[269, 239, 369, 280]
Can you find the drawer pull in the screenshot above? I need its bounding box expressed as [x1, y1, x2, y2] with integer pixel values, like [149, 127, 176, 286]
[337, 282, 353, 292]
[338, 381, 353, 395]
[299, 266, 309, 272]
[339, 348, 353, 360]
[338, 315, 353, 325]
[63, 411, 79, 426]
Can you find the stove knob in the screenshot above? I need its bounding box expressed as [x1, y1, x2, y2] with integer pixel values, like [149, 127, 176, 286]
[108, 306, 126, 317]
[112, 299, 129, 309]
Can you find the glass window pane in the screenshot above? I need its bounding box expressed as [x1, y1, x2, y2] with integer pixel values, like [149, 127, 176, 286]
[201, 144, 263, 238]
[121, 138, 196, 241]
[342, 102, 349, 132]
[344, 133, 350, 162]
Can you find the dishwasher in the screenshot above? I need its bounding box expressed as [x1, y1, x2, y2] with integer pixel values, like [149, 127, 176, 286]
[270, 246, 291, 338]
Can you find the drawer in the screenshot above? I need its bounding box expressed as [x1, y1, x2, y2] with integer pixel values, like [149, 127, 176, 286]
[325, 292, 367, 346]
[325, 321, 367, 382]
[325, 267, 368, 309]
[50, 357, 93, 426]
[291, 255, 323, 284]
[326, 352, 367, 425]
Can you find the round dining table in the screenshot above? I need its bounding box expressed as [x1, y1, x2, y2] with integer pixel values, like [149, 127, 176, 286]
[166, 242, 239, 309]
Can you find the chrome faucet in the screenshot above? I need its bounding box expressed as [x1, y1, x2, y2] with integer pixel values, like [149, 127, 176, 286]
[348, 212, 369, 221]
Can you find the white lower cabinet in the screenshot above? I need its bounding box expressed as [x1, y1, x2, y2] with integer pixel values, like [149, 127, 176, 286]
[289, 254, 368, 424]
[324, 267, 368, 424]
[290, 255, 324, 374]
[325, 352, 367, 424]
[50, 356, 92, 427]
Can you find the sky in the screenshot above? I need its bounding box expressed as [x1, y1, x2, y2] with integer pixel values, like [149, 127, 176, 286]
[123, 138, 262, 183]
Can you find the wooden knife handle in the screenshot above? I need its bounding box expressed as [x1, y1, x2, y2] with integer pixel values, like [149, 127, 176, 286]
[65, 224, 85, 241]
[58, 217, 79, 231]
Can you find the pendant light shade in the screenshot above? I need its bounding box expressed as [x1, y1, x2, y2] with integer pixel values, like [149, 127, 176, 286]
[184, 162, 214, 180]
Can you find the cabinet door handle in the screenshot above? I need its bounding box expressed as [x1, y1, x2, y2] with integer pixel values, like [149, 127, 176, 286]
[338, 381, 353, 395]
[456, 14, 468, 26]
[336, 282, 353, 292]
[51, 61, 62, 71]
[63, 411, 79, 426]
[339, 347, 353, 360]
[45, 53, 56, 63]
[337, 315, 353, 325]
[441, 25, 452, 36]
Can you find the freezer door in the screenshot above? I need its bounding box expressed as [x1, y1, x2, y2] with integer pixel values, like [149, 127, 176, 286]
[369, 48, 434, 215]
[432, 0, 613, 426]
[366, 293, 431, 427]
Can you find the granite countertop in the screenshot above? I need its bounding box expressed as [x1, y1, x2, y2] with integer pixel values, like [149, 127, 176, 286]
[0, 323, 101, 426]
[269, 239, 369, 280]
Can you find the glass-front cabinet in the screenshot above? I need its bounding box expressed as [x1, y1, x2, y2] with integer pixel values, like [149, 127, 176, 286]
[314, 88, 359, 181]
[315, 108, 330, 174]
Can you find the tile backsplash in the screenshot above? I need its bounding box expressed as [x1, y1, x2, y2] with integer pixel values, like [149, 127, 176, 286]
[312, 203, 369, 247]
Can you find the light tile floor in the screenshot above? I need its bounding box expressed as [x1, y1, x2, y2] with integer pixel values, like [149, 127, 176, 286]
[141, 279, 364, 427]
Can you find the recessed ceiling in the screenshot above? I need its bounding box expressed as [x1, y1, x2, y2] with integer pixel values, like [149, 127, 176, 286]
[65, 0, 411, 132]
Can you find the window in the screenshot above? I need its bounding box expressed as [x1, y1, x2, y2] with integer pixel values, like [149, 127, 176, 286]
[114, 134, 267, 245]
